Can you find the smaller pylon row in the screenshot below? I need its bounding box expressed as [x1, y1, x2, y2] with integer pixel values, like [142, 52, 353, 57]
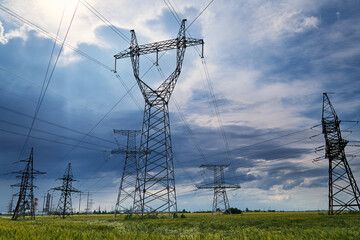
[10, 148, 82, 220]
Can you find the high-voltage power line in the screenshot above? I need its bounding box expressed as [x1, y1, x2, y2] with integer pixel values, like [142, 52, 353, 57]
[197, 164, 240, 215]
[111, 129, 141, 217]
[114, 19, 203, 218]
[11, 148, 45, 220]
[52, 163, 81, 218]
[322, 93, 360, 214]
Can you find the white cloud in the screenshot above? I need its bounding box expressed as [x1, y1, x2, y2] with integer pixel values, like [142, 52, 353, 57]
[273, 11, 319, 34]
[0, 21, 7, 44]
[5, 25, 30, 42]
[0, 20, 33, 45]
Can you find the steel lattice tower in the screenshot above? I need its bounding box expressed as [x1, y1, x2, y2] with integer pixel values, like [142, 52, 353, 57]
[52, 163, 81, 218]
[322, 93, 360, 214]
[11, 148, 45, 220]
[114, 19, 203, 217]
[197, 164, 240, 214]
[111, 129, 141, 216]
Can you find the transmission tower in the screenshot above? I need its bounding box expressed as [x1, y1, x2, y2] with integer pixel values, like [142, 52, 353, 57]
[111, 129, 141, 217]
[85, 191, 94, 214]
[197, 164, 240, 214]
[52, 163, 81, 218]
[114, 19, 204, 217]
[322, 93, 360, 214]
[8, 195, 14, 214]
[11, 148, 45, 220]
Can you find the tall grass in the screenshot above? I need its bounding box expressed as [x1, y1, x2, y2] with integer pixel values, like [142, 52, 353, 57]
[1, 212, 359, 239]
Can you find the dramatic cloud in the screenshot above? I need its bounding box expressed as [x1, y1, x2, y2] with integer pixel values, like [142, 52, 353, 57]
[1, 0, 360, 213]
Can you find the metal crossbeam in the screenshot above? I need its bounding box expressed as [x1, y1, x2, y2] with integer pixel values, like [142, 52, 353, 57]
[115, 38, 203, 60]
[322, 93, 360, 215]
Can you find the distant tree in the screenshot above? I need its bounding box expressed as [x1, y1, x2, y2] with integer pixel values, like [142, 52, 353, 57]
[245, 208, 249, 212]
[226, 208, 242, 214]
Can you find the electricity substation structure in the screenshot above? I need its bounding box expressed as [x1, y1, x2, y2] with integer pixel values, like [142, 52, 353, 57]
[52, 163, 81, 218]
[322, 93, 360, 214]
[111, 129, 142, 217]
[197, 164, 240, 215]
[114, 19, 204, 217]
[11, 148, 45, 220]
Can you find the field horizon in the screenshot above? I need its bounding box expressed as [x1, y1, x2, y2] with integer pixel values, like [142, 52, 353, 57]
[1, 211, 360, 239]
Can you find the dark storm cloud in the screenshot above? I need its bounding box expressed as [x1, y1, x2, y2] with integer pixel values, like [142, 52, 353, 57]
[169, 121, 320, 191]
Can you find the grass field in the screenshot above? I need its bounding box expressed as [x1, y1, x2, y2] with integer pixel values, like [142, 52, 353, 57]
[1, 212, 360, 239]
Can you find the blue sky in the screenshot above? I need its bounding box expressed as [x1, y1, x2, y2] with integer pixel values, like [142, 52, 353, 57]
[1, 0, 360, 213]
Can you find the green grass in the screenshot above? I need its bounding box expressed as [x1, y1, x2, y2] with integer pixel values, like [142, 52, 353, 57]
[1, 212, 360, 239]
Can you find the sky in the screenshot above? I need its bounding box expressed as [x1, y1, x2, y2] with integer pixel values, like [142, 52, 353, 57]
[1, 0, 360, 213]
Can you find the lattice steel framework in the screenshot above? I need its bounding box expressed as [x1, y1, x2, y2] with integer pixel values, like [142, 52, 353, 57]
[197, 164, 240, 215]
[322, 93, 360, 214]
[114, 19, 203, 217]
[52, 163, 80, 218]
[112, 129, 141, 217]
[11, 148, 45, 220]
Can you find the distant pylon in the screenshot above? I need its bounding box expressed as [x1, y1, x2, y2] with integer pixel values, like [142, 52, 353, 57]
[11, 148, 45, 220]
[52, 163, 81, 218]
[85, 191, 93, 214]
[114, 19, 204, 218]
[111, 129, 141, 217]
[322, 93, 360, 214]
[197, 164, 240, 214]
[8, 195, 14, 214]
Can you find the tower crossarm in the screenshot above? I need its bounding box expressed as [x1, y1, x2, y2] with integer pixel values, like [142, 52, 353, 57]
[114, 37, 203, 60]
[51, 186, 80, 193]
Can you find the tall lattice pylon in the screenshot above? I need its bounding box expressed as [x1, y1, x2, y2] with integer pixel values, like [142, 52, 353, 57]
[114, 19, 203, 217]
[322, 93, 360, 214]
[52, 163, 81, 218]
[111, 129, 141, 217]
[197, 164, 240, 215]
[11, 148, 45, 220]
